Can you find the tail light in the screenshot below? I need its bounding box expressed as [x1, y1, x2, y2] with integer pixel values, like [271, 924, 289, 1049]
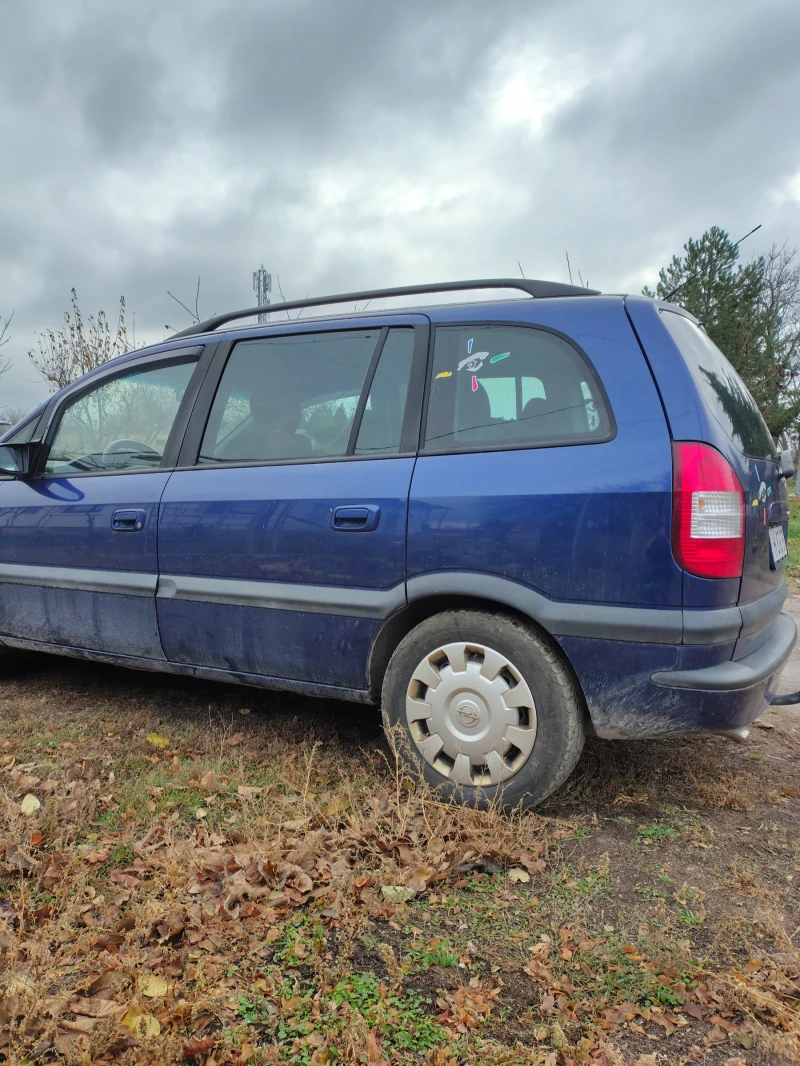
[672, 442, 745, 579]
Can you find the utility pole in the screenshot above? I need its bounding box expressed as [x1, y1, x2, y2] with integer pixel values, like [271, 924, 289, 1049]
[253, 264, 272, 323]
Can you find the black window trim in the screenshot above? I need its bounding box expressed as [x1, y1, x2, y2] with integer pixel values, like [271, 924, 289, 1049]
[419, 320, 617, 457]
[179, 320, 431, 470]
[27, 345, 210, 480]
[346, 327, 389, 454]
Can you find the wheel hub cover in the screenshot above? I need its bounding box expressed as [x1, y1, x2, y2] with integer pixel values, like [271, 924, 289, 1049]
[404, 640, 537, 787]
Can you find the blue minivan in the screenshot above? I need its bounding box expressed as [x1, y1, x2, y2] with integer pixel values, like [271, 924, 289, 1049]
[0, 279, 795, 807]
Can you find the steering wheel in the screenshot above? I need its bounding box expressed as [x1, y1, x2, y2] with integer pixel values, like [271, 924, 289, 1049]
[101, 439, 160, 467]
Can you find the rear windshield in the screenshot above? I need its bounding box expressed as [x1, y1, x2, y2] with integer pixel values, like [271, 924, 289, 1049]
[661, 310, 777, 461]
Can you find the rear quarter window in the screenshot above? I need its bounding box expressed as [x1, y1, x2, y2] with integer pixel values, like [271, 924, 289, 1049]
[424, 324, 612, 452]
[661, 310, 776, 461]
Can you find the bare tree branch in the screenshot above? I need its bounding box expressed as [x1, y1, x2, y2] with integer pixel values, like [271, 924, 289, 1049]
[28, 290, 131, 392]
[0, 309, 13, 379]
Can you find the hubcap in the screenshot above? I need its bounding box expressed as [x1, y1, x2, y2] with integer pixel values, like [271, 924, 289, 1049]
[405, 641, 537, 787]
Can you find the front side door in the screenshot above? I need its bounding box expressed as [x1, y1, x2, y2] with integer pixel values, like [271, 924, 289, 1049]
[156, 317, 428, 692]
[0, 350, 205, 658]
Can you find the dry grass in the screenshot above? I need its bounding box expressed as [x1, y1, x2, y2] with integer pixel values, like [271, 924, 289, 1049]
[1, 653, 799, 1065]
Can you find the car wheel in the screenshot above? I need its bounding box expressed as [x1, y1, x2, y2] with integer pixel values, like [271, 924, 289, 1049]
[381, 610, 585, 809]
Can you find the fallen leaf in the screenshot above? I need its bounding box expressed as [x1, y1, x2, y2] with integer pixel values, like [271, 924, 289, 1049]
[15, 774, 40, 791]
[184, 1036, 216, 1059]
[20, 794, 41, 816]
[381, 885, 414, 904]
[69, 998, 127, 1020]
[142, 975, 169, 998]
[199, 769, 218, 791]
[3, 844, 39, 874]
[146, 733, 170, 749]
[224, 732, 246, 747]
[87, 970, 125, 999]
[120, 1008, 161, 1037]
[237, 785, 263, 798]
[508, 868, 531, 884]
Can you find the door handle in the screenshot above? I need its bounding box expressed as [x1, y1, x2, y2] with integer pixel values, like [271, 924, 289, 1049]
[112, 508, 146, 532]
[331, 504, 381, 532]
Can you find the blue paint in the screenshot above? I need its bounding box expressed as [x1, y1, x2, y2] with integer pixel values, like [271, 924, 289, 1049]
[0, 472, 168, 656]
[409, 299, 681, 607]
[557, 635, 771, 738]
[157, 458, 413, 678]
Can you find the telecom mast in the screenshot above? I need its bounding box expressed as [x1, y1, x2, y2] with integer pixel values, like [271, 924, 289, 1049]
[253, 264, 272, 323]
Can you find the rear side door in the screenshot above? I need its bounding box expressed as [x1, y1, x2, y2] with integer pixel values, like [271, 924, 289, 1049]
[156, 317, 428, 692]
[408, 307, 681, 612]
[0, 348, 206, 658]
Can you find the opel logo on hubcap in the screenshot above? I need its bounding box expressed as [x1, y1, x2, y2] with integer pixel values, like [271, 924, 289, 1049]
[456, 700, 481, 728]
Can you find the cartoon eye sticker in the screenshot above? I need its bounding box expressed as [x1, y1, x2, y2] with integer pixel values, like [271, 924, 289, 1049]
[457, 351, 489, 372]
[758, 481, 767, 504]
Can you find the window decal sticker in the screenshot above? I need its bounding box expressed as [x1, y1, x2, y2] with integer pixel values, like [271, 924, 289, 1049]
[435, 371, 452, 379]
[457, 351, 489, 372]
[490, 352, 510, 364]
[467, 338, 473, 354]
[471, 375, 479, 392]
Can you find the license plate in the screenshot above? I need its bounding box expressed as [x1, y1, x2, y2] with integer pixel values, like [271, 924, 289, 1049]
[769, 524, 788, 566]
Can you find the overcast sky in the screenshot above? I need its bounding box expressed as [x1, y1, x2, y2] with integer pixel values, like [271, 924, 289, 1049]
[1, 0, 799, 412]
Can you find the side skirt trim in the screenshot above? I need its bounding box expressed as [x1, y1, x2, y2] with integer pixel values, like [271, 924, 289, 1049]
[0, 635, 374, 704]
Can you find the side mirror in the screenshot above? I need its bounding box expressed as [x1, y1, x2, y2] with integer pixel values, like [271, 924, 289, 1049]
[779, 448, 795, 480]
[0, 443, 33, 477]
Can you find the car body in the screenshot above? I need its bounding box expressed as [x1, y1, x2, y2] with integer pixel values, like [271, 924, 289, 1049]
[0, 279, 794, 805]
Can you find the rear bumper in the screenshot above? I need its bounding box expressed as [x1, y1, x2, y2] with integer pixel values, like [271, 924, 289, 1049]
[557, 611, 796, 740]
[651, 612, 797, 692]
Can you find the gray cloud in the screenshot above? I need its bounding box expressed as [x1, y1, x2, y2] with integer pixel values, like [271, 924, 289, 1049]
[1, 0, 799, 413]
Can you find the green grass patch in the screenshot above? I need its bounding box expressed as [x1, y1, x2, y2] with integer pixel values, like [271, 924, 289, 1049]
[402, 937, 460, 972]
[238, 972, 445, 1061]
[636, 823, 678, 844]
[786, 493, 800, 580]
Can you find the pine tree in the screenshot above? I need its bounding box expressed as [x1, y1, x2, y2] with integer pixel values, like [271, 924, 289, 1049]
[646, 227, 800, 438]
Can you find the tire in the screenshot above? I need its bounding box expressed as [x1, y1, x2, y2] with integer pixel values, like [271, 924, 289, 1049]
[381, 610, 585, 809]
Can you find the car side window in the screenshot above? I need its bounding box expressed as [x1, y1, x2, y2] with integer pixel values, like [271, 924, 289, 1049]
[44, 359, 198, 475]
[424, 325, 612, 452]
[199, 329, 382, 464]
[355, 328, 415, 455]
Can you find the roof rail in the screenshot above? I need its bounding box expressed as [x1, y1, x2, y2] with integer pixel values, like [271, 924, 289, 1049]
[171, 278, 600, 339]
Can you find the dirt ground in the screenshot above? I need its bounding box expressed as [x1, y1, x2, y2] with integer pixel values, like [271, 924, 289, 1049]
[0, 618, 799, 1065]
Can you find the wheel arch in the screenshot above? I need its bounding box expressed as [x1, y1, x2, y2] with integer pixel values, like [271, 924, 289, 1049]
[367, 574, 588, 716]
